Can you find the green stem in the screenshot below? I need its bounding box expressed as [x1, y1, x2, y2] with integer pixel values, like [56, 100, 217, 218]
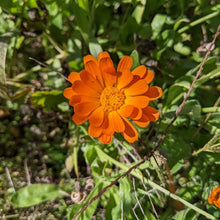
[193, 130, 220, 156]
[202, 107, 220, 113]
[177, 10, 219, 34]
[95, 146, 216, 220]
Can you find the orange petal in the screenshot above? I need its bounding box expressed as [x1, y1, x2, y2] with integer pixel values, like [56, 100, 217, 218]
[88, 124, 102, 138]
[69, 95, 81, 106]
[145, 86, 163, 100]
[117, 56, 133, 72]
[133, 113, 150, 127]
[144, 69, 154, 84]
[74, 102, 100, 116]
[68, 72, 80, 83]
[134, 120, 150, 128]
[125, 96, 149, 108]
[132, 65, 146, 78]
[117, 69, 133, 89]
[142, 106, 159, 121]
[98, 52, 116, 87]
[63, 87, 74, 99]
[109, 111, 125, 132]
[101, 113, 114, 136]
[84, 54, 104, 87]
[98, 134, 113, 144]
[72, 80, 100, 97]
[89, 107, 105, 127]
[69, 95, 99, 107]
[118, 105, 142, 120]
[72, 113, 88, 125]
[122, 118, 138, 143]
[124, 80, 148, 96]
[80, 70, 103, 92]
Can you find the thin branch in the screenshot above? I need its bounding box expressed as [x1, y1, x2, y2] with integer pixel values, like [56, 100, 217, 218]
[72, 25, 220, 220]
[5, 167, 16, 193]
[29, 57, 69, 82]
[24, 159, 31, 185]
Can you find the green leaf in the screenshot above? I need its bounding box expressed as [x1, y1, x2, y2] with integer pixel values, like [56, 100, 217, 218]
[174, 42, 191, 56]
[119, 177, 132, 217]
[151, 14, 167, 39]
[180, 100, 201, 119]
[11, 184, 62, 207]
[89, 40, 103, 59]
[132, 0, 146, 24]
[78, 0, 89, 13]
[164, 75, 194, 109]
[195, 67, 220, 87]
[161, 134, 191, 168]
[130, 50, 140, 69]
[30, 90, 66, 110]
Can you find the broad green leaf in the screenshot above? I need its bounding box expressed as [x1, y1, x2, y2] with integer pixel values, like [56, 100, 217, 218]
[174, 42, 191, 56]
[132, 0, 146, 24]
[72, 1, 90, 43]
[78, 0, 89, 13]
[180, 100, 201, 119]
[151, 14, 167, 39]
[11, 184, 62, 207]
[161, 134, 191, 168]
[30, 90, 66, 110]
[139, 22, 152, 38]
[89, 41, 103, 59]
[119, 17, 139, 46]
[0, 32, 14, 100]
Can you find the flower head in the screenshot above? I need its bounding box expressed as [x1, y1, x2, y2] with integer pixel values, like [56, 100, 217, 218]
[64, 52, 162, 144]
[208, 186, 220, 209]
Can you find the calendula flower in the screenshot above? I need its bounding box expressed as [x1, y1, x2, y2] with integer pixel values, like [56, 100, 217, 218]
[64, 52, 162, 144]
[208, 186, 220, 209]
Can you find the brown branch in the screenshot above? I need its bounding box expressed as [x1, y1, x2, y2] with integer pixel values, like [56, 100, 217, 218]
[29, 57, 69, 82]
[72, 25, 220, 220]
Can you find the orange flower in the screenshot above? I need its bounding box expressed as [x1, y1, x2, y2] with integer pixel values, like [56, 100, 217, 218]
[63, 52, 162, 144]
[208, 186, 220, 209]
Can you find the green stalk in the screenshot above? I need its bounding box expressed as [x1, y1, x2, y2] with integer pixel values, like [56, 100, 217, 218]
[95, 146, 216, 220]
[178, 11, 219, 34]
[202, 107, 220, 113]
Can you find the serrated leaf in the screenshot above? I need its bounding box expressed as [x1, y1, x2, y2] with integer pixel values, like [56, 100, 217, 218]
[11, 184, 62, 207]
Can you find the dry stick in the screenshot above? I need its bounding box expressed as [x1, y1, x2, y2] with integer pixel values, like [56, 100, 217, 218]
[29, 57, 69, 82]
[72, 25, 220, 220]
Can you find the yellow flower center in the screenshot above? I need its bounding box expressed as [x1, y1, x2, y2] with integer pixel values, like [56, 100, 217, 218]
[100, 87, 125, 112]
